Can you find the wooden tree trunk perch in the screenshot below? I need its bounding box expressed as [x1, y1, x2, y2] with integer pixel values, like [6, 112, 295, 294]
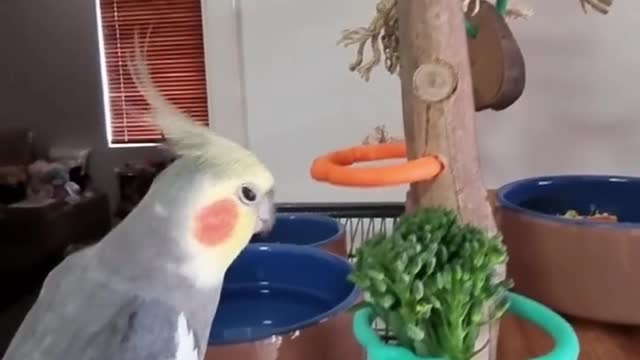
[397, 0, 503, 359]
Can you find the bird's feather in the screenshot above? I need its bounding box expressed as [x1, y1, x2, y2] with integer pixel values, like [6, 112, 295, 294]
[127, 31, 262, 174]
[2, 252, 201, 360]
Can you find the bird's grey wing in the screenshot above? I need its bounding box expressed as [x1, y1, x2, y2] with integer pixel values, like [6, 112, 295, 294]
[2, 253, 202, 360]
[114, 298, 202, 360]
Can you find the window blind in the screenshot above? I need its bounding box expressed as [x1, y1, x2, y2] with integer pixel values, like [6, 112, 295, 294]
[99, 0, 209, 145]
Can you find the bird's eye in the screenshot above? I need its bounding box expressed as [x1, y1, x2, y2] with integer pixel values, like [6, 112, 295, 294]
[239, 184, 257, 204]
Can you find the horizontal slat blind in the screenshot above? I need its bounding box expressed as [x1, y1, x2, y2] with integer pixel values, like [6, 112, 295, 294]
[99, 0, 209, 144]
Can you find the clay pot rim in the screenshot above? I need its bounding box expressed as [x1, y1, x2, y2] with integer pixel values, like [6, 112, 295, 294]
[497, 174, 640, 230]
[209, 243, 360, 346]
[250, 212, 345, 248]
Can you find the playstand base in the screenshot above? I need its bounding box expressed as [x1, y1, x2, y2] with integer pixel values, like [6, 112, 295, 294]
[353, 292, 580, 360]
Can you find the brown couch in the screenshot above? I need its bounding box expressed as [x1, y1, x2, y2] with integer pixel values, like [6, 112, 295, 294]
[0, 129, 31, 204]
[0, 128, 111, 307]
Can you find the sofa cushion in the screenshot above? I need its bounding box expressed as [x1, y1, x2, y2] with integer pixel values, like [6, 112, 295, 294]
[0, 166, 27, 185]
[0, 185, 25, 205]
[0, 166, 27, 205]
[0, 128, 32, 167]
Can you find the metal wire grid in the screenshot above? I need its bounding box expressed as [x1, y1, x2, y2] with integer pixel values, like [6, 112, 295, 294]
[276, 202, 405, 343]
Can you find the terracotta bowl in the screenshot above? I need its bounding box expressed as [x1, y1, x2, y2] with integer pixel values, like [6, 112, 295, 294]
[495, 175, 640, 324]
[250, 213, 347, 257]
[205, 244, 363, 360]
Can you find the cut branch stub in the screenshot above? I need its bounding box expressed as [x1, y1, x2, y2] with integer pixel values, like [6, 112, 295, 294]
[412, 60, 458, 103]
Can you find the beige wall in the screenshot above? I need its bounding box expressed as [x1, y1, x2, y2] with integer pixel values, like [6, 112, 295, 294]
[0, 0, 160, 209]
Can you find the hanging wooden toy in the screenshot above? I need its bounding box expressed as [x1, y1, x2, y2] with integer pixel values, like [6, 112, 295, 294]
[466, 0, 526, 111]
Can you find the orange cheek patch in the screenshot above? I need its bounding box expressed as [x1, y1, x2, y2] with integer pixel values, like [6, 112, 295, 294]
[194, 198, 238, 246]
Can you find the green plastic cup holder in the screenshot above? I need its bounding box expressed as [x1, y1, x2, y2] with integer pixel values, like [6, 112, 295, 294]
[353, 291, 580, 360]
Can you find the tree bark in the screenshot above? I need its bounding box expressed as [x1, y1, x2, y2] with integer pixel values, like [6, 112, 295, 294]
[397, 1, 503, 359]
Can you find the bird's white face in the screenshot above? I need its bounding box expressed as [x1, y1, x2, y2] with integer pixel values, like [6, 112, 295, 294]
[176, 171, 275, 288]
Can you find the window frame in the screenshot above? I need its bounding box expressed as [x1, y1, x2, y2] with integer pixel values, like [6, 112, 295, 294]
[95, 0, 250, 148]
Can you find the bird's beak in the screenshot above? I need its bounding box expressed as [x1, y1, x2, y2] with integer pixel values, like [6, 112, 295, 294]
[256, 192, 276, 235]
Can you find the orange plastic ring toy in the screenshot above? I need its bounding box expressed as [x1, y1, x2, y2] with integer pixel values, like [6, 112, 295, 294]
[310, 142, 444, 187]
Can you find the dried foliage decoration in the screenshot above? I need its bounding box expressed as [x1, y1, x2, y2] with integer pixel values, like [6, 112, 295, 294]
[362, 125, 403, 145]
[338, 0, 612, 81]
[336, 0, 398, 81]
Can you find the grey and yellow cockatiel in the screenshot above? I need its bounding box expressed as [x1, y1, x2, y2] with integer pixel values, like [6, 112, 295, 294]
[2, 43, 275, 360]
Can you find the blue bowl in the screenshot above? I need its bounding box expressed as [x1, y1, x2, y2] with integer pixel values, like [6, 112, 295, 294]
[208, 243, 359, 346]
[250, 213, 346, 255]
[496, 175, 640, 324]
[498, 174, 640, 227]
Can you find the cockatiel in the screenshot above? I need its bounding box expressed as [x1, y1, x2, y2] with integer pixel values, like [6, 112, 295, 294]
[2, 41, 275, 360]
